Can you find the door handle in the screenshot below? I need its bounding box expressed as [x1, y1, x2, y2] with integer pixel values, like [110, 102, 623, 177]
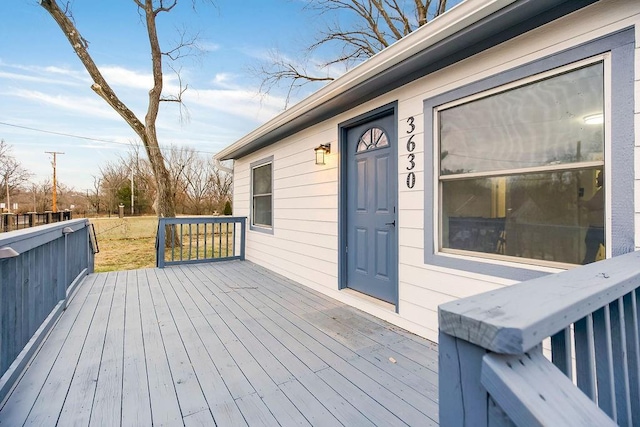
[385, 220, 396, 227]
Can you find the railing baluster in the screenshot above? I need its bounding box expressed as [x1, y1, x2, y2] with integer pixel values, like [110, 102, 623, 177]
[626, 291, 640, 422]
[232, 222, 236, 257]
[188, 223, 193, 261]
[625, 291, 640, 425]
[575, 314, 597, 400]
[196, 223, 200, 260]
[551, 327, 572, 379]
[204, 223, 207, 261]
[610, 297, 633, 426]
[171, 224, 175, 263]
[217, 222, 221, 259]
[226, 222, 230, 257]
[593, 306, 617, 420]
[179, 224, 183, 261]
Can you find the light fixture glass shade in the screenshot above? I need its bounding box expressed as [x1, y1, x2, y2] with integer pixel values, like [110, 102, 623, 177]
[315, 144, 330, 165]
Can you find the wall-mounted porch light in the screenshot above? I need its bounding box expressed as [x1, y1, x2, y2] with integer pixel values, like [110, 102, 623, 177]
[315, 144, 331, 165]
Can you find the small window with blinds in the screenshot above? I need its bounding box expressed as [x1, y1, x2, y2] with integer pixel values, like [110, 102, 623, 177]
[250, 157, 273, 232]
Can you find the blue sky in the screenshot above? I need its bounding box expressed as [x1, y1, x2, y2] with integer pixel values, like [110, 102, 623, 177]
[0, 0, 336, 191]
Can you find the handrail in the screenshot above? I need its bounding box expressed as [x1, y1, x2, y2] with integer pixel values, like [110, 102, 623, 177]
[439, 251, 640, 426]
[440, 251, 640, 354]
[481, 351, 616, 426]
[156, 216, 246, 268]
[0, 219, 95, 403]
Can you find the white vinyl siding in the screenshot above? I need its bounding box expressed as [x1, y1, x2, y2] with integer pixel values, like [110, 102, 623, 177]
[234, 0, 640, 342]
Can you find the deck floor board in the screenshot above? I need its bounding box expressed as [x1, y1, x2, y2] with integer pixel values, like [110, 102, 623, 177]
[0, 260, 439, 426]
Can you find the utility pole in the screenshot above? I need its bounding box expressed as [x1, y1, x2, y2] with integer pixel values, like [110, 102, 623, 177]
[5, 175, 9, 214]
[131, 168, 134, 215]
[45, 151, 64, 213]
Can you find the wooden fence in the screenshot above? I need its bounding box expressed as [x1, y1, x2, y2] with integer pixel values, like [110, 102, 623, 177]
[156, 216, 246, 268]
[0, 219, 96, 403]
[439, 251, 640, 426]
[1, 211, 73, 233]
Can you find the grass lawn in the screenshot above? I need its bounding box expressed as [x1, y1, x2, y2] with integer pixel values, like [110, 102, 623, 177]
[90, 215, 235, 272]
[91, 216, 158, 272]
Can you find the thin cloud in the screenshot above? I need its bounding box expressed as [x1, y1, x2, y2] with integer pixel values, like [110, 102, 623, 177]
[7, 88, 121, 120]
[100, 66, 153, 90]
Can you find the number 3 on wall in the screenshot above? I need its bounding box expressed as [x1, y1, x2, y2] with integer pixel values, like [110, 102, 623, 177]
[406, 117, 416, 189]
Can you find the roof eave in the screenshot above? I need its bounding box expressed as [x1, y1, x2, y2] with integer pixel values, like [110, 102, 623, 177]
[215, 0, 595, 161]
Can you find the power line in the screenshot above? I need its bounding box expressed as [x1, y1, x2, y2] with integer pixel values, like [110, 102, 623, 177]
[0, 120, 220, 155]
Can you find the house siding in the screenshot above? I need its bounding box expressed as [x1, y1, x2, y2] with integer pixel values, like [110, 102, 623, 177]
[234, 0, 640, 342]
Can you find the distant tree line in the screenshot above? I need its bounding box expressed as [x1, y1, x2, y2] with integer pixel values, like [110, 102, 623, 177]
[0, 139, 232, 217]
[90, 145, 232, 217]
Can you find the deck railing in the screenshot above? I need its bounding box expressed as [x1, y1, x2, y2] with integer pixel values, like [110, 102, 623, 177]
[156, 216, 246, 268]
[1, 211, 73, 233]
[0, 219, 96, 402]
[439, 251, 640, 427]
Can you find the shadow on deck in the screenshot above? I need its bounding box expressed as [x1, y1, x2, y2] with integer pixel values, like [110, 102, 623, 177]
[0, 260, 438, 426]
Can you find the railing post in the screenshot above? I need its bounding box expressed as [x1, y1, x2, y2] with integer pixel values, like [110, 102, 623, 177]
[439, 330, 488, 427]
[62, 227, 74, 306]
[28, 212, 36, 228]
[4, 213, 15, 232]
[240, 217, 246, 261]
[157, 218, 166, 268]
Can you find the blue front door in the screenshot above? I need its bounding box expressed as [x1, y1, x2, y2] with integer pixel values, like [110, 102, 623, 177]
[345, 112, 397, 304]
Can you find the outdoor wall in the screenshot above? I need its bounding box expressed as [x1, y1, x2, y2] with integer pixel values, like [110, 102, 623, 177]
[233, 0, 640, 342]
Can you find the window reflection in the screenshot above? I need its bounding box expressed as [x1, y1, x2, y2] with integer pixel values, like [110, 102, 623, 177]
[440, 63, 604, 176]
[442, 169, 604, 265]
[439, 61, 606, 266]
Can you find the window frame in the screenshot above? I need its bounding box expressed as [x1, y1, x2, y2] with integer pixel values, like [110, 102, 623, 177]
[422, 29, 635, 281]
[434, 55, 607, 270]
[250, 156, 274, 234]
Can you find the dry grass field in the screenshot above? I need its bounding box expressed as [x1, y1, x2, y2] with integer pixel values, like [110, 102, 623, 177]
[90, 216, 158, 272]
[90, 216, 236, 272]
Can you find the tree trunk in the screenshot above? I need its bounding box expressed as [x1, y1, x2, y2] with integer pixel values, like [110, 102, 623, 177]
[39, 0, 177, 219]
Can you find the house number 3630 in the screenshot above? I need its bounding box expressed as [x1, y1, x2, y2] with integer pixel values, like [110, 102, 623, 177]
[406, 116, 416, 189]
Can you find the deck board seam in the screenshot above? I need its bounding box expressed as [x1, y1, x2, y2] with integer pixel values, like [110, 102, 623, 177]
[198, 262, 439, 424]
[87, 271, 120, 426]
[159, 267, 243, 419]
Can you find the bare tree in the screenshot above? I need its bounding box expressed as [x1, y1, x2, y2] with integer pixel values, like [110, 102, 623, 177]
[32, 179, 53, 213]
[181, 154, 216, 214]
[87, 176, 102, 215]
[0, 140, 33, 212]
[256, 0, 451, 105]
[210, 164, 232, 214]
[39, 0, 213, 219]
[99, 160, 130, 217]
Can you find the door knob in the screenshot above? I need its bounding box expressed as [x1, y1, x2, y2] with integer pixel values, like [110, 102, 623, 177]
[385, 220, 396, 227]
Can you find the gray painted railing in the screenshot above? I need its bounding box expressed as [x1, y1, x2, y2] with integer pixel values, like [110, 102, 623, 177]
[0, 219, 95, 402]
[439, 251, 640, 427]
[156, 216, 246, 268]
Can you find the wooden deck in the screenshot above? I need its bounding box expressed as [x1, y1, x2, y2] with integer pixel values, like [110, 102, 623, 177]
[0, 261, 438, 426]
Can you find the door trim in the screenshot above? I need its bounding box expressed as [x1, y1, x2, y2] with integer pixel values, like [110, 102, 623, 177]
[338, 101, 399, 311]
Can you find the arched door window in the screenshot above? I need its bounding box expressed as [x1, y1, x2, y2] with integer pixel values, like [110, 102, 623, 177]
[356, 127, 389, 152]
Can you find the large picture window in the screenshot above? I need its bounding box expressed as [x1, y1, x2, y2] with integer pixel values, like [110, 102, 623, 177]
[251, 157, 273, 231]
[437, 59, 605, 267]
